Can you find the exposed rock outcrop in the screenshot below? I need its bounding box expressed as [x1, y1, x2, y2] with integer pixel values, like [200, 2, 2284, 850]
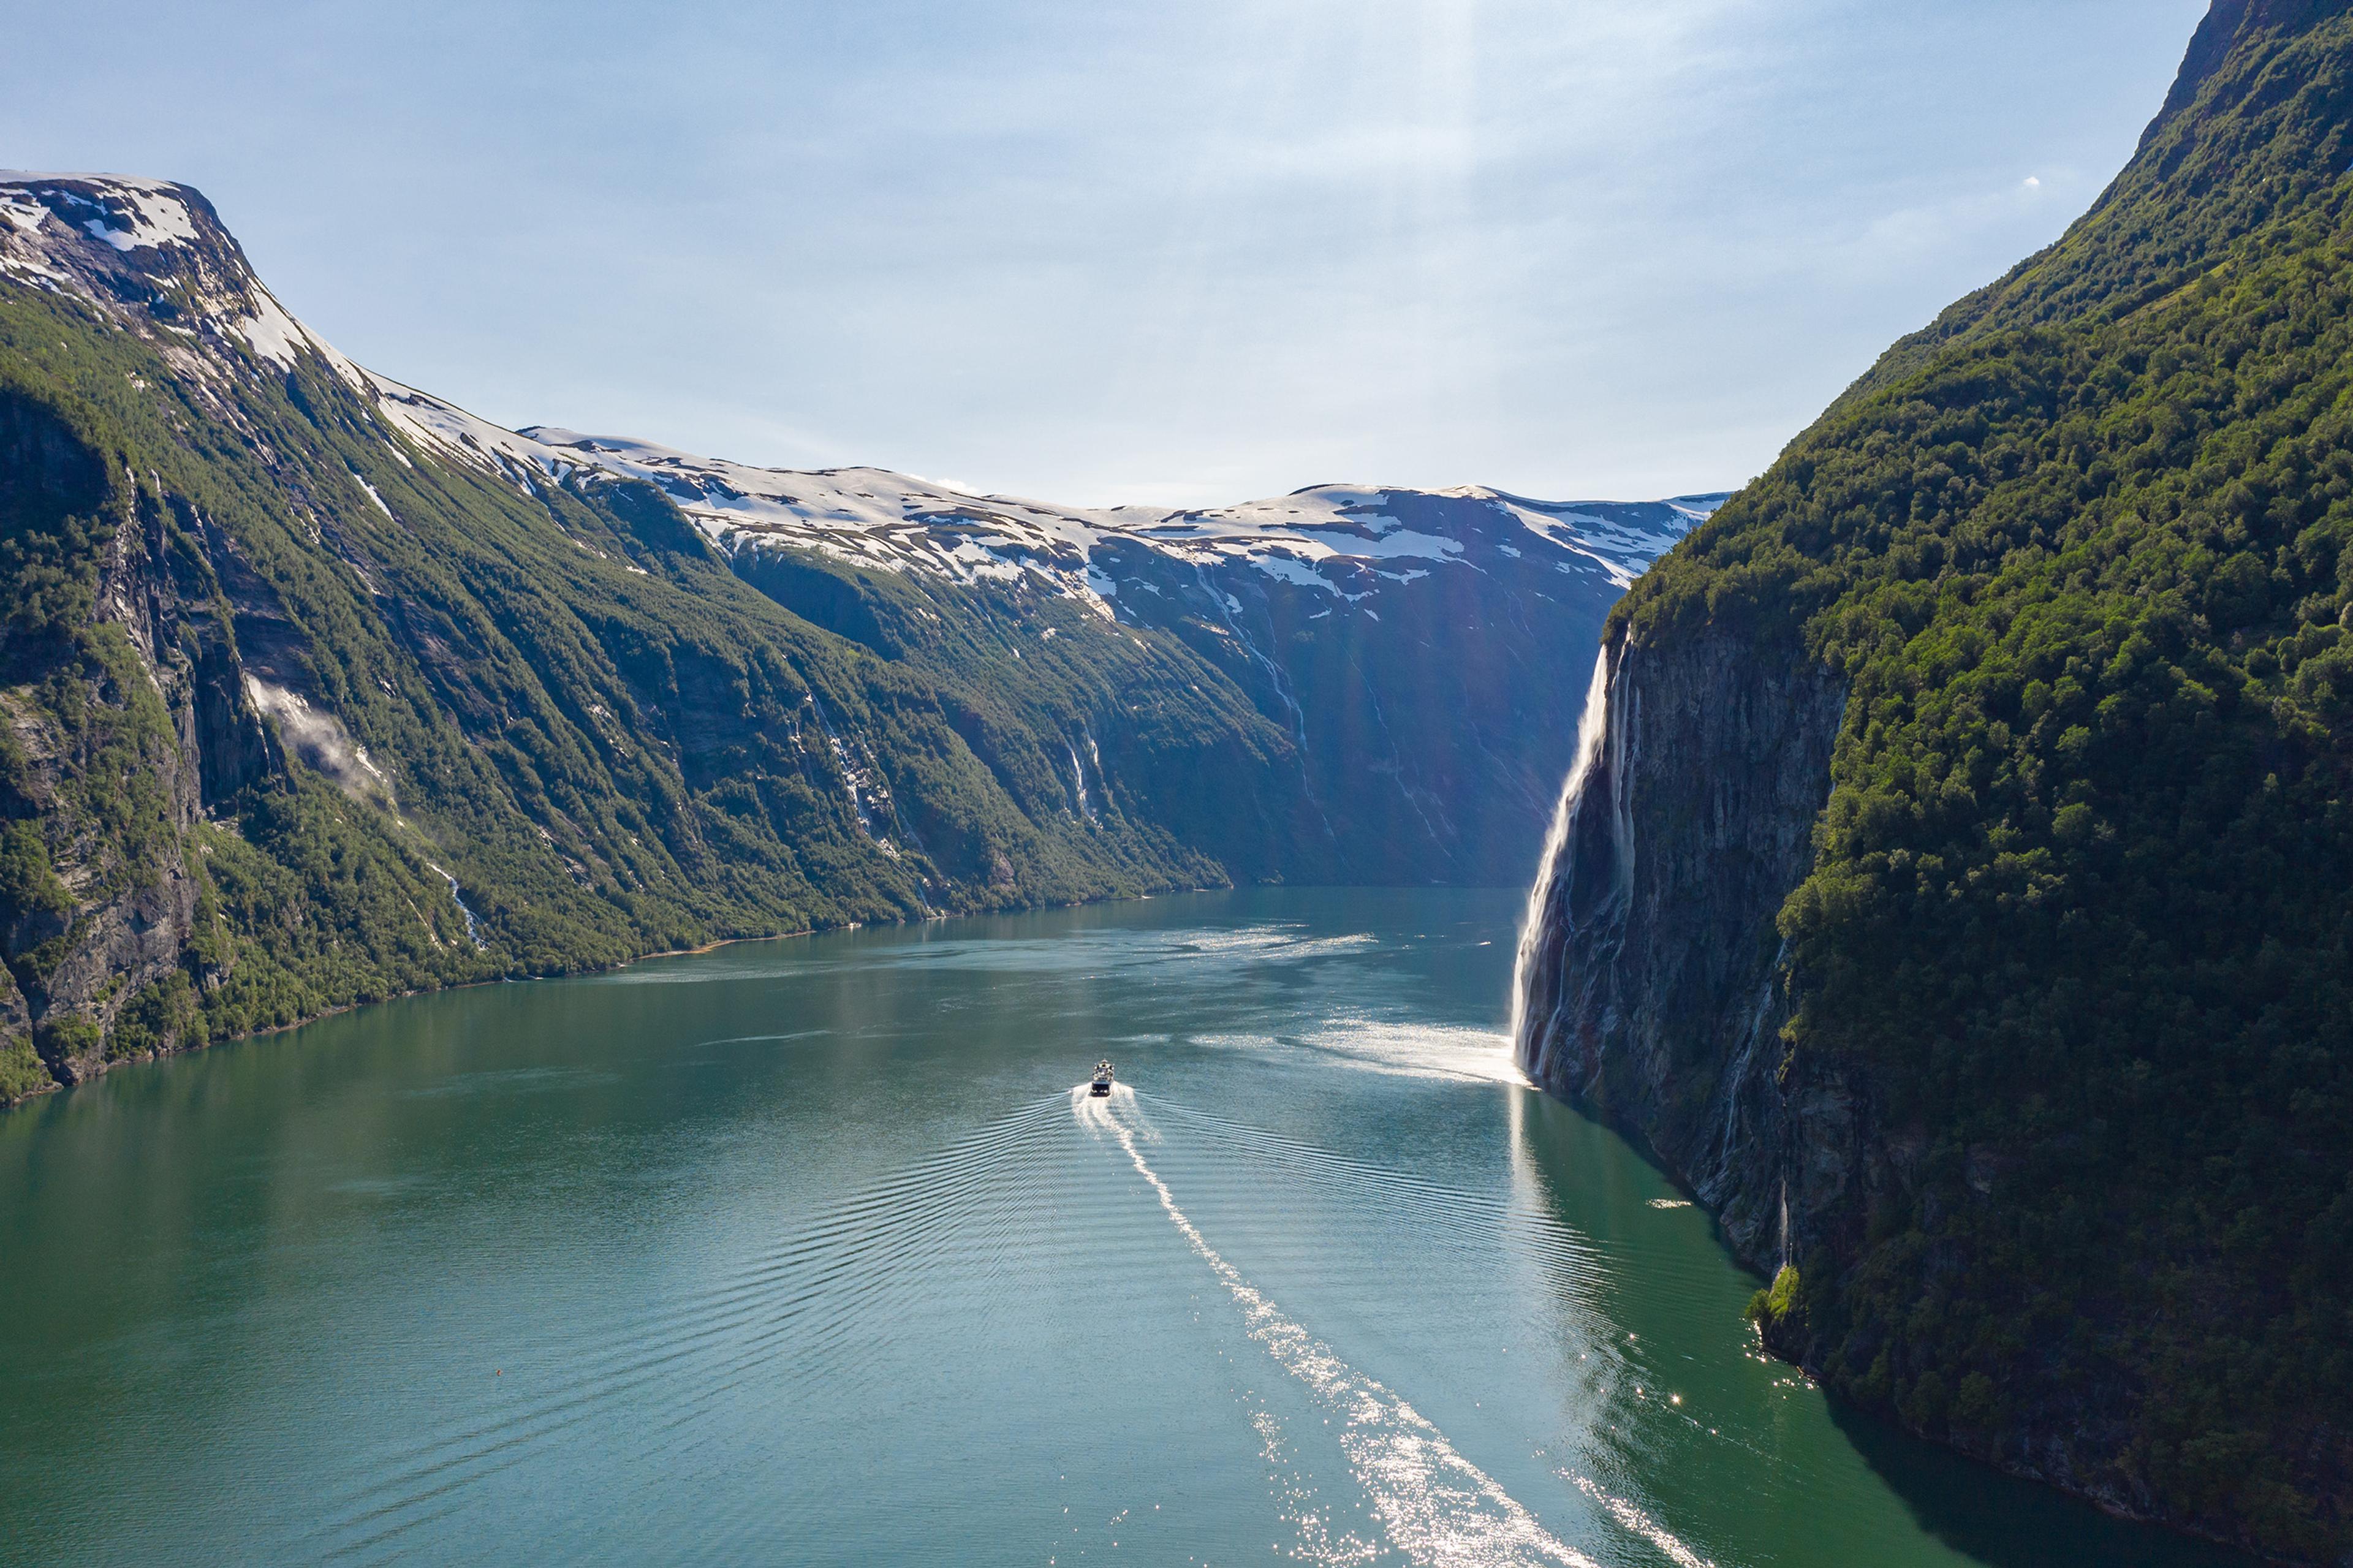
[1514, 626, 1846, 1267]
[0, 397, 250, 1094]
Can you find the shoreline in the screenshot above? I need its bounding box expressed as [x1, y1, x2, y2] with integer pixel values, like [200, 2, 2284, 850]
[1, 882, 1254, 1113]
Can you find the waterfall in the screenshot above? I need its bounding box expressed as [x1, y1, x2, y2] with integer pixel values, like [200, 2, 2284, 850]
[1508, 640, 1620, 1074]
[426, 862, 487, 950]
[1188, 562, 1339, 849]
[1190, 562, 1309, 754]
[1705, 937, 1788, 1195]
[1779, 1180, 1791, 1270]
[1067, 737, 1096, 820]
[806, 692, 882, 843]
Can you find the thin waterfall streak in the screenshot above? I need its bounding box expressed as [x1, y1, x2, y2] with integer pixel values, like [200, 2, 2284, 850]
[1509, 642, 1616, 1068]
[1708, 937, 1787, 1194]
[1189, 561, 1340, 846]
[1068, 738, 1095, 819]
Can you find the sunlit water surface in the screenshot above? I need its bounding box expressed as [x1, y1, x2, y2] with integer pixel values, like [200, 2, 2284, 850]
[0, 890, 2253, 1566]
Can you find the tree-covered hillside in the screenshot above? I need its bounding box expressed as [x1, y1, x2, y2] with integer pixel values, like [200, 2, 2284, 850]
[1618, 2, 2353, 1556]
[0, 253, 1234, 1103]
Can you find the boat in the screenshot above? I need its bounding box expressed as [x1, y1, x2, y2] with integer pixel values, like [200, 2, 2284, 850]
[1089, 1059, 1115, 1097]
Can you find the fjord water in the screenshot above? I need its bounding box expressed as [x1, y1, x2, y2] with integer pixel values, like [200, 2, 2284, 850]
[0, 890, 2246, 1568]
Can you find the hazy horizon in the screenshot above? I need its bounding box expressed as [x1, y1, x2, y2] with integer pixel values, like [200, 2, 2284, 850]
[6, 0, 2207, 507]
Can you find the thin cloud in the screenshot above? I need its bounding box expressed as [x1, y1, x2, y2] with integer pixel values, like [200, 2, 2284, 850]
[0, 0, 2209, 504]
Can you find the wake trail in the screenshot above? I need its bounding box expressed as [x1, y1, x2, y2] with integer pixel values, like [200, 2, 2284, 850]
[1077, 1085, 1601, 1568]
[1151, 1100, 1615, 1284]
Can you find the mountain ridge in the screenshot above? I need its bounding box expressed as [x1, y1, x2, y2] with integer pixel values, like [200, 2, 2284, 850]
[0, 167, 1702, 1105]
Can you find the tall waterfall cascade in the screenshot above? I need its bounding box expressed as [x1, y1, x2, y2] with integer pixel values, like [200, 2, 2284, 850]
[1509, 636, 1633, 1078]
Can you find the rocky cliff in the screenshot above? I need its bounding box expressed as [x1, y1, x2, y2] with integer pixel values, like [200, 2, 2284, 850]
[1514, 625, 1844, 1267]
[1514, 3, 2353, 1560]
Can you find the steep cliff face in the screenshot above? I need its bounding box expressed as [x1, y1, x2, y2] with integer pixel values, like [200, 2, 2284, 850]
[1514, 4, 2353, 1561]
[1514, 626, 1844, 1266]
[0, 387, 263, 1099]
[1101, 491, 1705, 884]
[29, 483, 224, 1088]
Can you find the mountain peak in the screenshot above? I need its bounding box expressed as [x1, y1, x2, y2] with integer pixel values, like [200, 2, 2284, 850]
[1, 172, 233, 294]
[0, 172, 214, 249]
[0, 170, 362, 392]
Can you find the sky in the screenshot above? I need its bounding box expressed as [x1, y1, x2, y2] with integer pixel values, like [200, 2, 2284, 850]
[5, 0, 2210, 507]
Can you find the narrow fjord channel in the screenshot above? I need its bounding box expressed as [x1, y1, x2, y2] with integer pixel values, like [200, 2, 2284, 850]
[0, 890, 2248, 1567]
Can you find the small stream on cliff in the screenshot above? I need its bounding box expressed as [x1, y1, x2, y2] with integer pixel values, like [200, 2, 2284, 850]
[0, 890, 2251, 1567]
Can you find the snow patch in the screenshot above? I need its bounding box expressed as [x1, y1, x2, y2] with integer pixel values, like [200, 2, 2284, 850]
[351, 471, 393, 518]
[240, 287, 306, 368]
[1248, 553, 1338, 594]
[53, 179, 202, 251]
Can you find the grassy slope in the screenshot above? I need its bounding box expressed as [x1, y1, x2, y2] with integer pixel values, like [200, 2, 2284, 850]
[1615, 5, 2353, 1555]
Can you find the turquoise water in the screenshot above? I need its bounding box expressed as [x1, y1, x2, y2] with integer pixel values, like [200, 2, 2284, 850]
[0, 889, 2250, 1566]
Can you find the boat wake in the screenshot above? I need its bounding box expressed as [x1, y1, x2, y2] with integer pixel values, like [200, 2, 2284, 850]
[1073, 1084, 1599, 1567]
[306, 1074, 1718, 1568]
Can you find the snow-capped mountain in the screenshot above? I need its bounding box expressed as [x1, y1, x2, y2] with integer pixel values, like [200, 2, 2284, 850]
[373, 385, 1714, 619]
[0, 170, 1712, 623]
[0, 169, 1716, 1097]
[0, 173, 369, 396]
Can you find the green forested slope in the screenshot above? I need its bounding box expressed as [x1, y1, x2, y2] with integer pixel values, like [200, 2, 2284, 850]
[0, 201, 1254, 1101]
[1, 167, 1662, 1107]
[726, 544, 1330, 886]
[1619, 3, 2353, 1556]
